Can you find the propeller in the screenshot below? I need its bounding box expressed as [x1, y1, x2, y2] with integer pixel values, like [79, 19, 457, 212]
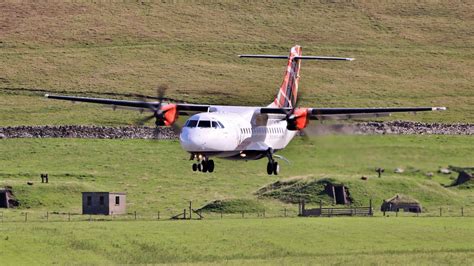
[134, 85, 182, 134]
[279, 95, 310, 141]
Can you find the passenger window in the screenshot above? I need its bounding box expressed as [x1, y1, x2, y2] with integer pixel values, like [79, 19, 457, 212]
[198, 120, 211, 128]
[217, 121, 225, 128]
[211, 121, 219, 128]
[186, 120, 198, 128]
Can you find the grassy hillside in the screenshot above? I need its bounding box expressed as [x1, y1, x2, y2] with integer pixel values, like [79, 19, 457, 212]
[0, 2, 473, 125]
[1, 218, 473, 264]
[1, 135, 472, 217]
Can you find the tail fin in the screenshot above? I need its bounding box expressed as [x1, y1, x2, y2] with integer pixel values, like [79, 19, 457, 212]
[239, 45, 354, 108]
[274, 45, 302, 108]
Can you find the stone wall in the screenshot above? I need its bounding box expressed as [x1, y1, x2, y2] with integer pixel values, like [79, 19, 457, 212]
[0, 121, 472, 139]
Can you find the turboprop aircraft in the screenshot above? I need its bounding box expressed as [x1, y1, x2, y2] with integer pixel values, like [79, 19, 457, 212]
[45, 45, 446, 175]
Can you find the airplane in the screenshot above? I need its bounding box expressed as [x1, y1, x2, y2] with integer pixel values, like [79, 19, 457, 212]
[45, 45, 446, 175]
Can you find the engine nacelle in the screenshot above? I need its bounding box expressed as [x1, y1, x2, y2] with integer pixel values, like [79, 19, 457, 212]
[286, 108, 309, 131]
[155, 104, 178, 126]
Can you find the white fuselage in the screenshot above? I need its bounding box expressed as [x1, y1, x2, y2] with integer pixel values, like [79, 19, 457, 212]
[179, 106, 297, 160]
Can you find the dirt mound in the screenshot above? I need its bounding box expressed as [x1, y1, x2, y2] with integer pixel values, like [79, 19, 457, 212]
[256, 177, 344, 204]
[198, 199, 264, 213]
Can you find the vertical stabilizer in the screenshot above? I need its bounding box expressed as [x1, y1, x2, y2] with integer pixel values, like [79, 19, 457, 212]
[272, 45, 302, 108]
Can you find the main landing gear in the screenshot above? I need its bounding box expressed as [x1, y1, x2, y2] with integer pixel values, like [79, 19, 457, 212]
[191, 154, 214, 173]
[266, 149, 280, 175]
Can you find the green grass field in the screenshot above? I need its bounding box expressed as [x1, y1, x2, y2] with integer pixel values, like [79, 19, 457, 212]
[1, 2, 473, 264]
[1, 218, 473, 265]
[0, 2, 473, 125]
[1, 135, 472, 217]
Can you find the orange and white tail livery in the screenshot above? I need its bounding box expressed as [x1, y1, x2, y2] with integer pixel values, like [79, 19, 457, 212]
[274, 45, 302, 108]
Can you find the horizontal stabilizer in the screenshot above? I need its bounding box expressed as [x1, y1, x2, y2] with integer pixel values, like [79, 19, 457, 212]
[238, 55, 289, 59]
[239, 55, 354, 61]
[295, 56, 354, 61]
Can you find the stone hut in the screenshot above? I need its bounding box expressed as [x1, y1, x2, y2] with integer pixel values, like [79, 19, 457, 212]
[82, 192, 126, 215]
[454, 171, 472, 186]
[381, 194, 422, 213]
[325, 183, 352, 205]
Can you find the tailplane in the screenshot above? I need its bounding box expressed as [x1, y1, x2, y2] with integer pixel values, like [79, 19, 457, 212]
[239, 45, 354, 108]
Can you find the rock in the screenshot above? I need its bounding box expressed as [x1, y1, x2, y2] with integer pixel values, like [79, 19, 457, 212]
[394, 168, 404, 174]
[439, 168, 451, 174]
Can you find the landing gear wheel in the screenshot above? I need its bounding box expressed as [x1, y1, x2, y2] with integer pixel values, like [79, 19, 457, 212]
[198, 163, 202, 172]
[202, 161, 208, 173]
[192, 163, 198, 172]
[267, 161, 274, 175]
[208, 160, 215, 173]
[273, 161, 280, 175]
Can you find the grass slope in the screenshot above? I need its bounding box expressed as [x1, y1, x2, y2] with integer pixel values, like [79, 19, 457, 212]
[1, 218, 473, 264]
[0, 2, 473, 125]
[1, 135, 472, 217]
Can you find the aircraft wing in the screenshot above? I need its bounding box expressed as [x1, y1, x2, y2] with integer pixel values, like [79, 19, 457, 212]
[44, 94, 210, 114]
[261, 106, 446, 120]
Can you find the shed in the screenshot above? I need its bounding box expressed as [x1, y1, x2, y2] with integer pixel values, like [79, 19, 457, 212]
[454, 171, 472, 186]
[381, 194, 422, 213]
[324, 183, 352, 205]
[82, 192, 126, 215]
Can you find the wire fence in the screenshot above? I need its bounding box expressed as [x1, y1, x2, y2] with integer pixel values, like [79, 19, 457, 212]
[0, 206, 472, 223]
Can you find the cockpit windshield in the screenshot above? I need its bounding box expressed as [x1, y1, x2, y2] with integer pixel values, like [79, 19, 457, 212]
[185, 119, 225, 128]
[185, 120, 198, 128]
[198, 120, 211, 128]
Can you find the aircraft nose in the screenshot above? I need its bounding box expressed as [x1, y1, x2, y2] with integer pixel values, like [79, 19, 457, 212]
[180, 129, 207, 150]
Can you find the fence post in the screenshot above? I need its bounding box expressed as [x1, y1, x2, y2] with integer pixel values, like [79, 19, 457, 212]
[183, 209, 186, 219]
[25, 212, 28, 222]
[369, 199, 373, 216]
[461, 207, 464, 217]
[134, 211, 137, 220]
[189, 201, 192, 220]
[440, 207, 442, 217]
[68, 212, 71, 222]
[157, 211, 160, 220]
[284, 208, 287, 217]
[46, 211, 49, 221]
[220, 210, 223, 219]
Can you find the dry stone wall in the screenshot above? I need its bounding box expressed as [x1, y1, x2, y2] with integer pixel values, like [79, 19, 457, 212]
[0, 121, 472, 139]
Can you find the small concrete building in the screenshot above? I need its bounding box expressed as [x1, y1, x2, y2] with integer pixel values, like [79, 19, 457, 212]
[82, 192, 126, 215]
[381, 194, 422, 213]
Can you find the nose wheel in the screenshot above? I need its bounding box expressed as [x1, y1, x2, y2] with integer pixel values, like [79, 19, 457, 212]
[191, 154, 214, 173]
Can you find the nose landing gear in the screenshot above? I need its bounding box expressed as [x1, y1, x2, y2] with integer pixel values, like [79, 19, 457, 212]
[191, 154, 215, 173]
